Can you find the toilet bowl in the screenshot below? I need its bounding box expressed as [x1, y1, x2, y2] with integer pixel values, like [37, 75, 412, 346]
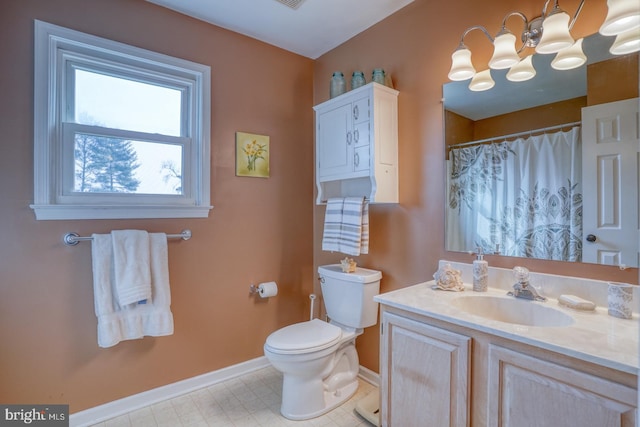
[264, 265, 381, 420]
[264, 319, 359, 420]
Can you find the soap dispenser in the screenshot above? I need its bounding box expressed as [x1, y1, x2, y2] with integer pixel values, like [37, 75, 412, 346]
[473, 247, 488, 292]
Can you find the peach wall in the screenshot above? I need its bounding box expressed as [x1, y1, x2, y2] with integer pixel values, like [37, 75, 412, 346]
[0, 0, 313, 412]
[588, 52, 639, 105]
[1, 0, 636, 415]
[312, 0, 637, 373]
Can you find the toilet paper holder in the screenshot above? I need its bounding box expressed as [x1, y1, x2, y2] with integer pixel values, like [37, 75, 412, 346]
[249, 281, 278, 298]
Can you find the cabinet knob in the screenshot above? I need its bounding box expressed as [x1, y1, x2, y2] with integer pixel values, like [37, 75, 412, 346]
[354, 152, 360, 167]
[586, 234, 597, 242]
[353, 105, 359, 121]
[346, 131, 352, 145]
[354, 129, 359, 143]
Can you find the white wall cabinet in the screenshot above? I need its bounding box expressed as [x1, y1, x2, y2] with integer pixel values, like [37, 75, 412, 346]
[314, 82, 398, 204]
[379, 306, 637, 427]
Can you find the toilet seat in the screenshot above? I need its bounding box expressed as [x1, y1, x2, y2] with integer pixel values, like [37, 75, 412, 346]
[265, 319, 342, 355]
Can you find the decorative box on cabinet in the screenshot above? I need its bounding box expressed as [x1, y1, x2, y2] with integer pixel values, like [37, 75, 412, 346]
[314, 82, 398, 204]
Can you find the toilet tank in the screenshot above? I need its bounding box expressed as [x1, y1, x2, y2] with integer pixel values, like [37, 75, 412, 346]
[318, 264, 382, 328]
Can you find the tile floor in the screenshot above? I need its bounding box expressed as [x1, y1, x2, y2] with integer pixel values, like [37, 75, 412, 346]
[89, 366, 378, 427]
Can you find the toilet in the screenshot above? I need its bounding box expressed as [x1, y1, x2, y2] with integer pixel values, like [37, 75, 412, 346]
[263, 264, 382, 420]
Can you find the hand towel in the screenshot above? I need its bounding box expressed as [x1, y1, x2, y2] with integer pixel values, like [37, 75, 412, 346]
[111, 230, 152, 306]
[91, 233, 174, 348]
[322, 198, 344, 253]
[322, 197, 369, 256]
[360, 199, 369, 255]
[341, 196, 368, 256]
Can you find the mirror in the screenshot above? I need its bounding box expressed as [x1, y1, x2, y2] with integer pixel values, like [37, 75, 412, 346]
[443, 32, 639, 267]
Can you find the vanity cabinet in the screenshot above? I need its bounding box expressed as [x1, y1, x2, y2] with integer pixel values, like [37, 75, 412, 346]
[488, 345, 636, 427]
[379, 306, 638, 427]
[314, 82, 398, 204]
[380, 311, 471, 427]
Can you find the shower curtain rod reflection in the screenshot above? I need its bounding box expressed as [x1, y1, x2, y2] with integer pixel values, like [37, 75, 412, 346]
[63, 229, 192, 246]
[449, 121, 581, 149]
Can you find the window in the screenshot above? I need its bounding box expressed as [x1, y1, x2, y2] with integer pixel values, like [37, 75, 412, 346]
[32, 20, 212, 220]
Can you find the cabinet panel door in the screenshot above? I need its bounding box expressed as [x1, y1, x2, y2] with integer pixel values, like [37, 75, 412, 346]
[354, 145, 370, 173]
[381, 312, 470, 427]
[353, 121, 370, 147]
[317, 103, 352, 179]
[487, 345, 637, 427]
[352, 97, 369, 124]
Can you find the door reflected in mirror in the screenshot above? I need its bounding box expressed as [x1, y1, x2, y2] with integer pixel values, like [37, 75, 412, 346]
[443, 33, 639, 267]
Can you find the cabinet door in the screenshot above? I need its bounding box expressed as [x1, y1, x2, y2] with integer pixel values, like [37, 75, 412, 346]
[487, 345, 637, 427]
[380, 312, 471, 427]
[352, 97, 369, 124]
[317, 103, 352, 179]
[354, 145, 369, 173]
[353, 121, 370, 148]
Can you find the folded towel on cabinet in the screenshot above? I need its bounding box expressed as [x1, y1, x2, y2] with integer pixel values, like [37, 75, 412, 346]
[91, 232, 174, 348]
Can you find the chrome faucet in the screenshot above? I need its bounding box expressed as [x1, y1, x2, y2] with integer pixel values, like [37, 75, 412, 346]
[507, 266, 547, 302]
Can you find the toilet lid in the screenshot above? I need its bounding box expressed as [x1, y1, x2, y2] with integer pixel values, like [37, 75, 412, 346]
[265, 319, 342, 354]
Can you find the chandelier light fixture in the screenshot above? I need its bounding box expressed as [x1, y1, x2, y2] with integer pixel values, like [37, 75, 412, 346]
[448, 0, 640, 91]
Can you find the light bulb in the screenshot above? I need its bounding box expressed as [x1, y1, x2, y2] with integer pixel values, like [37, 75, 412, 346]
[610, 27, 640, 54]
[551, 38, 587, 70]
[536, 11, 574, 54]
[507, 56, 537, 81]
[489, 32, 520, 70]
[469, 69, 495, 91]
[600, 0, 640, 36]
[448, 47, 475, 81]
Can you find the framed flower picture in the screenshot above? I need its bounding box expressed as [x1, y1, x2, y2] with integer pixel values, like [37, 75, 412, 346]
[235, 132, 270, 178]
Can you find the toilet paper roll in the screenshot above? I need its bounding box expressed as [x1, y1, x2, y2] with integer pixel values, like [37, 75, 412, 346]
[258, 281, 278, 298]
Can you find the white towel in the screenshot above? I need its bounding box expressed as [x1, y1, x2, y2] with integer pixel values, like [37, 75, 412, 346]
[111, 230, 152, 306]
[322, 197, 369, 256]
[91, 232, 174, 348]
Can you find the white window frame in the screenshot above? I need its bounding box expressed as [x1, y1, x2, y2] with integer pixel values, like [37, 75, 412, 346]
[32, 20, 212, 220]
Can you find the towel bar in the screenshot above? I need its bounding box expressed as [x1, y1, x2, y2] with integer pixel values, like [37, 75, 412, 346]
[319, 197, 370, 205]
[63, 229, 192, 246]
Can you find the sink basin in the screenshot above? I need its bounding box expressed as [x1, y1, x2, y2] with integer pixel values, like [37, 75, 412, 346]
[451, 295, 574, 327]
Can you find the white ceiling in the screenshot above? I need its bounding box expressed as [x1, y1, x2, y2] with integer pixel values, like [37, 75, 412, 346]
[146, 0, 415, 59]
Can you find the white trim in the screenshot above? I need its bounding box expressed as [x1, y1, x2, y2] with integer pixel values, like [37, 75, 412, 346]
[29, 204, 213, 220]
[69, 357, 271, 427]
[358, 364, 380, 387]
[32, 20, 212, 220]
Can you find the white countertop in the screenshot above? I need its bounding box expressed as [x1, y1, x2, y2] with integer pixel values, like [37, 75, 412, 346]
[375, 281, 639, 375]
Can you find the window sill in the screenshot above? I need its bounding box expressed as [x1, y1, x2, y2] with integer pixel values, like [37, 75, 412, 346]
[30, 204, 213, 220]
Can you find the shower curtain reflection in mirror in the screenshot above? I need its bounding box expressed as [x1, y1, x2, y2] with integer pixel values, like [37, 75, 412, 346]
[446, 127, 582, 261]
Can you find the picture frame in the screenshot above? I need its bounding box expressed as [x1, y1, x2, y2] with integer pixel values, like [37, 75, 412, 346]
[235, 131, 270, 178]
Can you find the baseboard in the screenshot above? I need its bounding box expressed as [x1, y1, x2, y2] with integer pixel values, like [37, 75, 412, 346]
[69, 356, 271, 427]
[358, 364, 380, 387]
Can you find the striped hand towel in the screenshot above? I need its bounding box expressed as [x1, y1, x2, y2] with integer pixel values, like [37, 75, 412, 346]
[322, 197, 369, 256]
[321, 198, 344, 253]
